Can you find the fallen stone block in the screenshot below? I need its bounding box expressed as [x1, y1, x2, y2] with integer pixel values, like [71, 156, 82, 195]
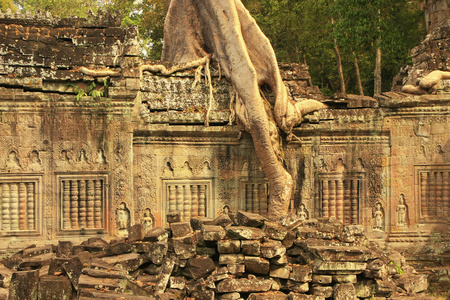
[169, 276, 186, 290]
[62, 257, 84, 290]
[354, 279, 374, 298]
[166, 212, 181, 224]
[332, 274, 357, 283]
[170, 222, 193, 238]
[188, 256, 216, 280]
[395, 274, 428, 294]
[312, 275, 332, 284]
[219, 254, 245, 265]
[217, 240, 240, 254]
[128, 224, 145, 242]
[216, 277, 273, 293]
[154, 255, 177, 294]
[226, 226, 265, 240]
[270, 264, 292, 279]
[38, 274, 73, 300]
[172, 236, 196, 259]
[49, 257, 70, 276]
[288, 292, 325, 300]
[245, 256, 270, 275]
[144, 227, 168, 242]
[78, 274, 124, 291]
[132, 241, 153, 253]
[78, 288, 157, 299]
[82, 237, 109, 252]
[107, 242, 133, 256]
[313, 260, 367, 274]
[101, 253, 144, 272]
[264, 222, 289, 241]
[241, 240, 261, 256]
[81, 267, 128, 279]
[227, 263, 245, 275]
[248, 291, 288, 300]
[191, 217, 215, 230]
[290, 264, 312, 282]
[236, 210, 266, 227]
[0, 287, 8, 300]
[148, 241, 168, 265]
[219, 292, 241, 300]
[8, 270, 39, 300]
[0, 263, 13, 288]
[311, 284, 333, 298]
[285, 280, 309, 293]
[374, 278, 396, 297]
[203, 225, 227, 241]
[56, 241, 73, 258]
[271, 254, 288, 265]
[211, 214, 234, 227]
[260, 240, 286, 259]
[333, 282, 357, 300]
[22, 245, 53, 258]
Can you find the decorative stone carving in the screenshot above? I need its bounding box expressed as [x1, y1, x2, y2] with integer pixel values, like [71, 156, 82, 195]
[397, 194, 408, 227]
[373, 202, 384, 231]
[142, 208, 154, 233]
[296, 204, 309, 221]
[117, 202, 130, 236]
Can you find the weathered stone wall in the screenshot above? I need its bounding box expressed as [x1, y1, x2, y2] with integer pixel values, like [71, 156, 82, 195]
[426, 0, 450, 31]
[0, 10, 449, 257]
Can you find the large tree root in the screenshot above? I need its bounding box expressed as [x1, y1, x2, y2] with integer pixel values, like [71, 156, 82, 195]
[401, 70, 450, 95]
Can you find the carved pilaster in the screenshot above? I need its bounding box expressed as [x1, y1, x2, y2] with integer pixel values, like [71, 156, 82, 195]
[86, 180, 94, 228]
[18, 183, 26, 230]
[63, 181, 70, 229]
[198, 185, 206, 217]
[70, 180, 79, 229]
[336, 179, 344, 223]
[10, 183, 18, 230]
[191, 185, 199, 218]
[420, 172, 428, 218]
[322, 180, 329, 218]
[94, 180, 102, 228]
[2, 183, 10, 230]
[351, 179, 358, 224]
[329, 180, 336, 218]
[168, 185, 176, 213]
[183, 184, 191, 221]
[79, 180, 87, 228]
[26, 183, 34, 230]
[252, 184, 259, 214]
[443, 172, 449, 216]
[176, 185, 183, 214]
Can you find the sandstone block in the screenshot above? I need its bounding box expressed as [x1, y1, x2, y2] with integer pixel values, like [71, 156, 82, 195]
[311, 284, 333, 298]
[264, 221, 288, 240]
[374, 278, 396, 297]
[260, 240, 286, 259]
[354, 279, 374, 298]
[216, 277, 273, 293]
[313, 261, 367, 274]
[312, 275, 332, 284]
[0, 263, 13, 288]
[332, 275, 357, 283]
[166, 212, 181, 223]
[56, 241, 73, 258]
[244, 256, 270, 275]
[188, 256, 216, 280]
[333, 283, 357, 300]
[227, 263, 245, 275]
[395, 274, 428, 293]
[128, 224, 145, 242]
[144, 227, 168, 242]
[290, 264, 312, 282]
[236, 210, 266, 227]
[172, 236, 196, 259]
[62, 257, 83, 290]
[19, 252, 55, 269]
[170, 222, 193, 238]
[81, 267, 128, 279]
[226, 226, 265, 240]
[77, 274, 124, 291]
[288, 292, 325, 300]
[211, 214, 234, 227]
[270, 265, 292, 279]
[271, 255, 289, 265]
[22, 245, 53, 258]
[38, 274, 73, 300]
[217, 240, 240, 254]
[219, 254, 245, 265]
[154, 255, 176, 294]
[8, 270, 39, 300]
[149, 241, 168, 265]
[286, 280, 310, 293]
[248, 291, 288, 300]
[203, 225, 227, 241]
[219, 292, 241, 300]
[107, 242, 133, 256]
[169, 276, 186, 290]
[191, 217, 214, 230]
[241, 240, 261, 256]
[101, 253, 144, 272]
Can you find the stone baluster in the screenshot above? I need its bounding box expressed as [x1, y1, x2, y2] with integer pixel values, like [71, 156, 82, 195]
[191, 185, 199, 218]
[351, 179, 358, 224]
[18, 183, 27, 230]
[10, 183, 19, 230]
[343, 180, 351, 224]
[79, 181, 87, 228]
[328, 180, 336, 218]
[429, 172, 436, 217]
[183, 185, 191, 221]
[252, 184, 259, 214]
[2, 183, 10, 230]
[63, 181, 70, 229]
[176, 185, 183, 214]
[436, 172, 443, 216]
[322, 180, 329, 218]
[246, 184, 252, 212]
[86, 180, 94, 228]
[336, 179, 344, 223]
[259, 183, 268, 215]
[26, 183, 34, 230]
[420, 172, 429, 218]
[94, 180, 102, 228]
[443, 172, 449, 216]
[198, 185, 206, 217]
[168, 185, 176, 213]
[70, 180, 79, 229]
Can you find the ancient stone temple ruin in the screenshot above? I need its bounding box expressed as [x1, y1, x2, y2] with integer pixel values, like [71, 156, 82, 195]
[0, 5, 448, 254]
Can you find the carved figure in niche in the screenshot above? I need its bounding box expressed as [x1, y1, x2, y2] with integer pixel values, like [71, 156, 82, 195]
[163, 161, 174, 177]
[80, 149, 89, 164]
[181, 161, 193, 176]
[373, 202, 384, 231]
[61, 150, 71, 164]
[6, 150, 21, 170]
[202, 161, 211, 176]
[117, 202, 130, 235]
[96, 149, 107, 164]
[29, 150, 42, 171]
[296, 204, 309, 221]
[397, 194, 408, 227]
[220, 205, 232, 216]
[354, 158, 365, 172]
[334, 158, 346, 173]
[142, 208, 154, 233]
[317, 158, 328, 172]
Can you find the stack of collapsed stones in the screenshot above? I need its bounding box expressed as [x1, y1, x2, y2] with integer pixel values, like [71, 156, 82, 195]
[0, 211, 430, 300]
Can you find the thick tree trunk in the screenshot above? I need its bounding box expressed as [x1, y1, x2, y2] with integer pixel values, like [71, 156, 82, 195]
[161, 0, 326, 217]
[353, 54, 364, 96]
[374, 45, 382, 96]
[331, 17, 346, 95]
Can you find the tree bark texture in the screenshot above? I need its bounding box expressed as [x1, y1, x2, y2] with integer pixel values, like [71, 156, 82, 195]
[162, 0, 326, 217]
[374, 46, 382, 96]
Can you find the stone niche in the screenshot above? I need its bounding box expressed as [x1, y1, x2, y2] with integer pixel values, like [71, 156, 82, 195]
[0, 10, 449, 253]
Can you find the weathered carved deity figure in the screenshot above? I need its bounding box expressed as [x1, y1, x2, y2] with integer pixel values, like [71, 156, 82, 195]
[161, 0, 327, 217]
[397, 194, 407, 227]
[373, 202, 384, 231]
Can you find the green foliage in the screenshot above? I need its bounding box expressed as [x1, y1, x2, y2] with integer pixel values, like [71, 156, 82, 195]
[66, 80, 106, 101]
[13, 0, 98, 17]
[0, 0, 17, 12]
[102, 0, 167, 59]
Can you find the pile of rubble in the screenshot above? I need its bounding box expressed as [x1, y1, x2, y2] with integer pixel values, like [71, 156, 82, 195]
[0, 211, 431, 299]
